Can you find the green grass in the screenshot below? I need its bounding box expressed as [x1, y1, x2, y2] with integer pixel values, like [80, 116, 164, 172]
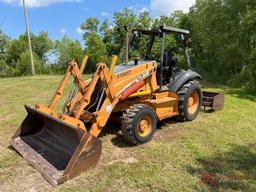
[0, 75, 256, 192]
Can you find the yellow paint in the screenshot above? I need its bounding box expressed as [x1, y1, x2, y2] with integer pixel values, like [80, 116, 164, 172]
[80, 55, 88, 75]
[128, 90, 151, 98]
[109, 55, 118, 75]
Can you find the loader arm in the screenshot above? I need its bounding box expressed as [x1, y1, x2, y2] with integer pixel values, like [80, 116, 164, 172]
[71, 61, 157, 137]
[48, 59, 89, 110]
[37, 59, 156, 136]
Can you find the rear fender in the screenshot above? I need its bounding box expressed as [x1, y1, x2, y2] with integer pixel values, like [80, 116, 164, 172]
[169, 70, 202, 92]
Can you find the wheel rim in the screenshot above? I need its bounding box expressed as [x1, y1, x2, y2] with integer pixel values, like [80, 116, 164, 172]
[188, 90, 199, 114]
[137, 115, 152, 137]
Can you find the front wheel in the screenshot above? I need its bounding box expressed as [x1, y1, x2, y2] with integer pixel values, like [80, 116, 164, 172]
[177, 80, 202, 121]
[121, 104, 157, 145]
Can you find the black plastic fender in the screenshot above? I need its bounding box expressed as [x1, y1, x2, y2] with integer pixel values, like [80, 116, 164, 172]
[169, 70, 202, 92]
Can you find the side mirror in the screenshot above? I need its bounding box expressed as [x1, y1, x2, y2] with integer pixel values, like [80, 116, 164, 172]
[183, 37, 191, 46]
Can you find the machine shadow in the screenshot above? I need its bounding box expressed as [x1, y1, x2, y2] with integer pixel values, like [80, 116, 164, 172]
[99, 121, 132, 148]
[186, 143, 256, 191]
[99, 116, 181, 148]
[7, 145, 15, 151]
[200, 108, 215, 113]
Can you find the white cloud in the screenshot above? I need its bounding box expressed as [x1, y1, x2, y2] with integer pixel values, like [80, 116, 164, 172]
[128, 5, 149, 15]
[140, 7, 148, 13]
[101, 11, 109, 17]
[0, 0, 81, 8]
[76, 27, 83, 35]
[150, 0, 195, 16]
[60, 28, 66, 34]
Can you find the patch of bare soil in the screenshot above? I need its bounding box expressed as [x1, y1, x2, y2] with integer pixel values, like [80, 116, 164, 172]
[0, 99, 8, 105]
[0, 113, 14, 122]
[98, 128, 138, 167]
[0, 160, 53, 192]
[154, 119, 188, 142]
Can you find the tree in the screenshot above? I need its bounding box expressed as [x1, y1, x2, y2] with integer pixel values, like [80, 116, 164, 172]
[0, 29, 9, 58]
[5, 38, 26, 67]
[80, 17, 108, 72]
[150, 15, 179, 62]
[16, 50, 43, 75]
[55, 35, 83, 73]
[134, 11, 153, 58]
[112, 8, 137, 57]
[85, 31, 107, 73]
[100, 19, 115, 57]
[80, 17, 100, 42]
[189, 0, 256, 90]
[5, 32, 53, 75]
[0, 29, 10, 77]
[31, 32, 53, 62]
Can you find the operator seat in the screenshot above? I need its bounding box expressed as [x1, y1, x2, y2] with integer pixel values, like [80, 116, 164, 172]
[163, 52, 177, 72]
[157, 52, 177, 86]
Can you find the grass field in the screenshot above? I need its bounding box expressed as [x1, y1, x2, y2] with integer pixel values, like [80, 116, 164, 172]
[0, 75, 256, 192]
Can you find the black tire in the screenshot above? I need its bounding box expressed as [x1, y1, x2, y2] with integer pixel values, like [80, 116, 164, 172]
[121, 104, 157, 145]
[177, 80, 202, 121]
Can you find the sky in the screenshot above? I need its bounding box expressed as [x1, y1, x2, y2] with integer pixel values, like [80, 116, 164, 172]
[0, 0, 195, 44]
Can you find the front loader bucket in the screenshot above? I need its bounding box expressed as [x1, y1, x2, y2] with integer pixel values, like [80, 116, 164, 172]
[11, 105, 102, 186]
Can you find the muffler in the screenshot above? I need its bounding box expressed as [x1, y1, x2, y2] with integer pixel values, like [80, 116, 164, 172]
[11, 105, 102, 186]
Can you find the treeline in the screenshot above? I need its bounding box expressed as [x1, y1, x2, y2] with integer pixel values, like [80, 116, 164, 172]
[189, 0, 256, 91]
[0, 0, 255, 91]
[0, 32, 83, 76]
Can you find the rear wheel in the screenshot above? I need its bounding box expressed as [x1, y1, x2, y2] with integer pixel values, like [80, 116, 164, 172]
[121, 104, 157, 145]
[177, 80, 202, 121]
